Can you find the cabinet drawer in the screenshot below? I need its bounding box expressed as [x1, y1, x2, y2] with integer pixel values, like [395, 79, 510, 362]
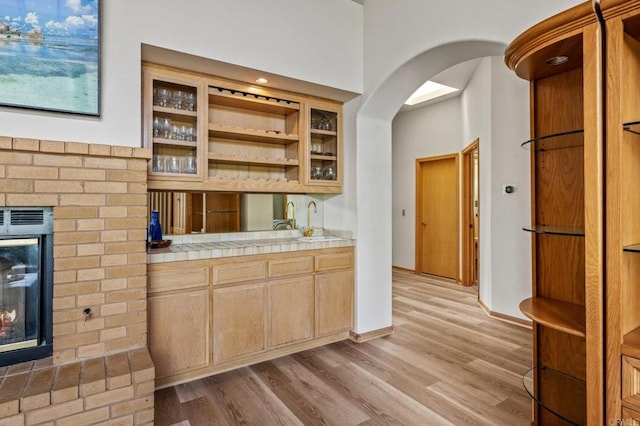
[212, 260, 267, 285]
[269, 256, 314, 278]
[315, 250, 354, 272]
[148, 267, 209, 293]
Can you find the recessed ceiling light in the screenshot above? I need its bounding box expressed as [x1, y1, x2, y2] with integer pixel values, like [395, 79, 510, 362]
[546, 56, 569, 66]
[255, 77, 269, 84]
[404, 81, 459, 106]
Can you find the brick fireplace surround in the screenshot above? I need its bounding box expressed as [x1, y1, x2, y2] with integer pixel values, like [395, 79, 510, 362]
[0, 136, 155, 425]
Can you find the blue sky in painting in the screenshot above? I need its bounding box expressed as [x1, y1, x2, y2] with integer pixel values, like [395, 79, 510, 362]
[0, 0, 98, 38]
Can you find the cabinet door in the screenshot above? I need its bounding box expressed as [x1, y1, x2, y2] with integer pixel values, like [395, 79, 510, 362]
[306, 102, 342, 188]
[269, 277, 314, 348]
[148, 289, 209, 379]
[213, 283, 266, 364]
[315, 269, 354, 337]
[143, 66, 206, 183]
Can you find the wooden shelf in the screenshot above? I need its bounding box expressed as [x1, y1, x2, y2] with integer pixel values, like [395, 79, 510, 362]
[208, 87, 300, 115]
[153, 106, 198, 118]
[519, 297, 585, 337]
[310, 154, 337, 161]
[208, 154, 299, 167]
[622, 327, 640, 358]
[311, 129, 337, 137]
[152, 138, 198, 148]
[208, 124, 299, 145]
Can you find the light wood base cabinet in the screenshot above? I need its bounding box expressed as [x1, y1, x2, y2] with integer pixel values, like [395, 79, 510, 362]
[148, 247, 354, 389]
[148, 289, 210, 380]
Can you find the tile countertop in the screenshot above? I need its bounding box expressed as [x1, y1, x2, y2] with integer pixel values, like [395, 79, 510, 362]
[147, 229, 355, 264]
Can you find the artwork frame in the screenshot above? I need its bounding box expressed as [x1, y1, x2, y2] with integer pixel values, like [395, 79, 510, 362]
[0, 0, 101, 116]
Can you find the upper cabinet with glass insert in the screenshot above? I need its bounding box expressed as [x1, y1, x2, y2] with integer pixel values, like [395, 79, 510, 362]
[143, 63, 343, 194]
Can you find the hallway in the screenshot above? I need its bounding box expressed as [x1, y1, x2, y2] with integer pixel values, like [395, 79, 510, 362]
[155, 269, 533, 425]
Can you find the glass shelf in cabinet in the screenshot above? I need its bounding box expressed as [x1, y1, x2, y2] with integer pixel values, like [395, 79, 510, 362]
[522, 225, 585, 237]
[523, 366, 586, 426]
[623, 120, 640, 135]
[521, 129, 584, 151]
[623, 243, 640, 253]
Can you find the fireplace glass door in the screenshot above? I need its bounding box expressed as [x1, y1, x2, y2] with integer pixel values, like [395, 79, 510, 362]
[0, 237, 40, 352]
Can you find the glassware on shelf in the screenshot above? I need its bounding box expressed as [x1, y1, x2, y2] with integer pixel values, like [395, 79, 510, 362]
[171, 124, 180, 140]
[152, 155, 165, 173]
[153, 116, 161, 138]
[323, 167, 336, 180]
[311, 167, 323, 180]
[185, 93, 196, 111]
[161, 118, 172, 139]
[173, 90, 184, 110]
[156, 88, 171, 107]
[166, 156, 180, 173]
[183, 155, 197, 174]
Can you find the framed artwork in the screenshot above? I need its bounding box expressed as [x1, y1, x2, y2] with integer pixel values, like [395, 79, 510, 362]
[0, 0, 100, 116]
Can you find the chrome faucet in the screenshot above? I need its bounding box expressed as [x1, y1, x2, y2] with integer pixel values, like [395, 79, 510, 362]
[286, 201, 296, 229]
[306, 200, 317, 236]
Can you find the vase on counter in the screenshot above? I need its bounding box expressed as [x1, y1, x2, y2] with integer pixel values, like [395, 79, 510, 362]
[148, 210, 163, 242]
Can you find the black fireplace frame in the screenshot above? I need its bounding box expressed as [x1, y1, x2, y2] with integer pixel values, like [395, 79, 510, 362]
[0, 208, 53, 366]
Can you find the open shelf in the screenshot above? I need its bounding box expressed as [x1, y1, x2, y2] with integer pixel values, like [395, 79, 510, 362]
[522, 225, 585, 237]
[153, 106, 198, 119]
[519, 297, 585, 337]
[152, 138, 198, 148]
[523, 366, 586, 426]
[208, 124, 299, 145]
[521, 129, 584, 151]
[208, 87, 300, 114]
[208, 154, 299, 167]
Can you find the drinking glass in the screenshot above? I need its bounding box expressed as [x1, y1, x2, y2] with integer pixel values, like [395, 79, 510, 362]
[180, 125, 188, 141]
[173, 90, 184, 110]
[185, 93, 196, 111]
[153, 116, 161, 138]
[171, 124, 180, 140]
[184, 156, 197, 174]
[153, 155, 165, 173]
[311, 167, 323, 179]
[157, 88, 170, 107]
[161, 118, 172, 139]
[185, 126, 195, 142]
[167, 156, 180, 173]
[323, 167, 336, 180]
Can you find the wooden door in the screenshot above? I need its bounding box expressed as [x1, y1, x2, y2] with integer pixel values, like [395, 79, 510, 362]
[416, 154, 459, 280]
[461, 140, 479, 287]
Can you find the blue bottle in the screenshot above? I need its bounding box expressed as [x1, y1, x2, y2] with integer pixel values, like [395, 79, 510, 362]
[148, 210, 163, 242]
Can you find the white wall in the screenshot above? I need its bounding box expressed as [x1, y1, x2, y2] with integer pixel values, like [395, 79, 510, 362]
[488, 56, 532, 319]
[0, 0, 363, 146]
[392, 97, 462, 269]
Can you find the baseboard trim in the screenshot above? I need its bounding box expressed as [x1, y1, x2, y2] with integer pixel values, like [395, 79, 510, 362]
[392, 265, 415, 273]
[477, 298, 532, 329]
[349, 326, 395, 343]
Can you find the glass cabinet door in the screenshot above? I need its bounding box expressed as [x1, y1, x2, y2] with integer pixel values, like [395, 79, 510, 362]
[144, 68, 204, 181]
[308, 106, 340, 186]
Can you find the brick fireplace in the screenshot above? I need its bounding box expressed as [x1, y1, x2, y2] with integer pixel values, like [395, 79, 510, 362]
[0, 136, 155, 425]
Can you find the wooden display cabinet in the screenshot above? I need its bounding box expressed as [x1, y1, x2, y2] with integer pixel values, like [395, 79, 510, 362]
[143, 64, 344, 193]
[505, 2, 602, 424]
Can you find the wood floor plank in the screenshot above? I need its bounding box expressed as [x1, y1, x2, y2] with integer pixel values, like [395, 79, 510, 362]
[154, 270, 533, 425]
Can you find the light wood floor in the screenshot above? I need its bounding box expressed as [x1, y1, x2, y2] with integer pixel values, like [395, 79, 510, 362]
[155, 269, 533, 425]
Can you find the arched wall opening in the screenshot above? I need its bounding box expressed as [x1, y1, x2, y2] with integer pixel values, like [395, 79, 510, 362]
[353, 40, 532, 333]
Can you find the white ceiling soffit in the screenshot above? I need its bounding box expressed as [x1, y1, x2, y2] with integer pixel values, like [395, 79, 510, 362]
[141, 44, 360, 103]
[400, 58, 482, 112]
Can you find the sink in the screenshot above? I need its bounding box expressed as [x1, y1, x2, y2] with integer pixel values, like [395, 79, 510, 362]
[296, 235, 343, 242]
